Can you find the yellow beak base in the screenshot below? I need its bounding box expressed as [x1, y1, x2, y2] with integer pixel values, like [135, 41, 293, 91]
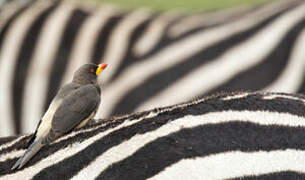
[96, 63, 108, 76]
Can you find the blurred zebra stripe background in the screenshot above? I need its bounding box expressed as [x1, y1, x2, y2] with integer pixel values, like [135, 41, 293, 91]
[0, 0, 305, 136]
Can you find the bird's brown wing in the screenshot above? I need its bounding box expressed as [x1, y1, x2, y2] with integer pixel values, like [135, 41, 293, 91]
[44, 84, 100, 143]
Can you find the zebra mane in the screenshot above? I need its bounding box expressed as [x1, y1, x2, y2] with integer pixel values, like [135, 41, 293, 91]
[1, 91, 305, 179]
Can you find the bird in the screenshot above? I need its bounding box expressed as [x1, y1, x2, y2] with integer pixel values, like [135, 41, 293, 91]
[11, 63, 108, 170]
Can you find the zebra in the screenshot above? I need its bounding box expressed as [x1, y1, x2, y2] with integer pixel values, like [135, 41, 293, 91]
[1, 0, 305, 136]
[1, 91, 305, 179]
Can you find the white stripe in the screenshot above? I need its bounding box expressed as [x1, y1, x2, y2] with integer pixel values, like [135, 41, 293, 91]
[0, 135, 27, 152]
[0, 150, 24, 162]
[52, 122, 107, 144]
[263, 29, 305, 92]
[60, 6, 117, 85]
[133, 11, 179, 56]
[72, 110, 305, 180]
[1, 112, 155, 179]
[98, 1, 297, 118]
[101, 8, 152, 84]
[168, 0, 293, 38]
[168, 5, 252, 38]
[21, 3, 75, 134]
[222, 92, 250, 100]
[0, 1, 53, 136]
[262, 93, 305, 103]
[0, 0, 27, 30]
[149, 149, 305, 180]
[136, 3, 305, 111]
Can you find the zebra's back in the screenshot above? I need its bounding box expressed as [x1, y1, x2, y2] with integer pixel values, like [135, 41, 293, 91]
[1, 91, 305, 179]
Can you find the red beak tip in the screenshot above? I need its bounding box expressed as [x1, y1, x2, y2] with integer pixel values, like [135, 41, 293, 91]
[100, 63, 108, 69]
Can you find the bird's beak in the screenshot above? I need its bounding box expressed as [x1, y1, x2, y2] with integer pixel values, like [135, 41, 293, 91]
[96, 63, 108, 76]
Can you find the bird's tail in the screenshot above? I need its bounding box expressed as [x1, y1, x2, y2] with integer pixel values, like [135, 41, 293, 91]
[11, 139, 44, 170]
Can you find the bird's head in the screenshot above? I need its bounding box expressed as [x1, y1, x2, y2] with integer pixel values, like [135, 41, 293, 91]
[72, 63, 108, 85]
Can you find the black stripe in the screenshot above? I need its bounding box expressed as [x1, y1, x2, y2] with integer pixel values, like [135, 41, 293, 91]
[0, 136, 17, 146]
[204, 17, 305, 95]
[208, 92, 305, 117]
[229, 171, 305, 180]
[44, 8, 90, 111]
[0, 2, 33, 59]
[109, 4, 295, 116]
[90, 13, 125, 64]
[25, 93, 305, 179]
[12, 3, 59, 134]
[298, 74, 305, 94]
[96, 122, 305, 179]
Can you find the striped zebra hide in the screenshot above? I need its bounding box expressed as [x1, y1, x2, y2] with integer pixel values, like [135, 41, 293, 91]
[1, 91, 305, 179]
[1, 0, 305, 136]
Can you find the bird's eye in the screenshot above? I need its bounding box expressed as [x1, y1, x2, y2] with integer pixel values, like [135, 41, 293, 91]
[90, 68, 95, 73]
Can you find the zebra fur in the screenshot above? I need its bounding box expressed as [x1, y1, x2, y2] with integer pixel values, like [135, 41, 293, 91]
[1, 0, 305, 136]
[1, 91, 305, 179]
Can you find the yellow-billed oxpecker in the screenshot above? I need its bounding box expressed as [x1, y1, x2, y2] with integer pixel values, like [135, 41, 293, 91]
[11, 63, 108, 170]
